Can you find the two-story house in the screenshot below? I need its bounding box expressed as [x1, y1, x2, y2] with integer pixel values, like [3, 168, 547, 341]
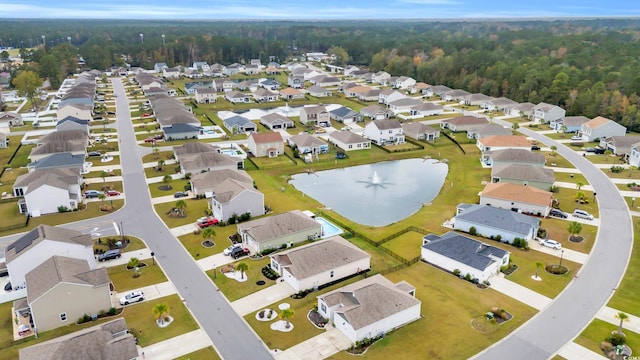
[364, 119, 405, 146]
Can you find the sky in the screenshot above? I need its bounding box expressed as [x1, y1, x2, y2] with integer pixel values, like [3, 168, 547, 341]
[0, 0, 639, 19]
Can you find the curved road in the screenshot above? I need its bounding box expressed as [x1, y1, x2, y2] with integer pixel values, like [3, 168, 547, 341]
[475, 121, 633, 359]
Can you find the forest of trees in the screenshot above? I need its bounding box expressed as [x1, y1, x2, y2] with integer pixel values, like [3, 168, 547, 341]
[4, 18, 640, 129]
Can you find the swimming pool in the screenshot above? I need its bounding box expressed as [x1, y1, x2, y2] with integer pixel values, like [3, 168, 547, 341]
[316, 217, 344, 238]
[221, 149, 241, 156]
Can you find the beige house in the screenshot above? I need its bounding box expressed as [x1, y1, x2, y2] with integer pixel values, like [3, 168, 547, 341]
[247, 132, 284, 158]
[24, 256, 111, 332]
[402, 122, 440, 141]
[209, 178, 265, 222]
[180, 151, 243, 174]
[238, 210, 322, 253]
[491, 164, 555, 191]
[195, 88, 217, 104]
[270, 236, 371, 292]
[19, 318, 138, 360]
[299, 105, 330, 127]
[56, 103, 93, 121]
[190, 168, 253, 195]
[328, 131, 371, 151]
[0, 111, 24, 128]
[440, 116, 489, 132]
[477, 135, 531, 153]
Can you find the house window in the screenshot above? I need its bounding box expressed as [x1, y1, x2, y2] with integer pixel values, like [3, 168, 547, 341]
[330, 270, 334, 278]
[321, 303, 326, 313]
[348, 145, 353, 149]
[59, 312, 67, 322]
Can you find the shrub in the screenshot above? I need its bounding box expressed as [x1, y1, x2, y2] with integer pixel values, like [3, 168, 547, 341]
[464, 273, 472, 281]
[258, 310, 265, 319]
[108, 307, 117, 315]
[453, 269, 461, 276]
[495, 235, 502, 242]
[57, 206, 70, 213]
[611, 165, 624, 173]
[469, 226, 477, 235]
[601, 341, 614, 353]
[605, 333, 626, 347]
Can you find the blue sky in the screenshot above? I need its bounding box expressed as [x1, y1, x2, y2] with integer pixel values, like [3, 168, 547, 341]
[1, 0, 638, 19]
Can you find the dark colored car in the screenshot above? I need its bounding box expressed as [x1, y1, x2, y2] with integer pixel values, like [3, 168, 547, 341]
[593, 148, 605, 154]
[230, 247, 250, 259]
[144, 137, 156, 143]
[88, 151, 102, 157]
[107, 111, 116, 115]
[531, 145, 541, 151]
[336, 153, 347, 159]
[549, 208, 568, 219]
[174, 191, 189, 198]
[98, 249, 121, 261]
[4, 282, 11, 291]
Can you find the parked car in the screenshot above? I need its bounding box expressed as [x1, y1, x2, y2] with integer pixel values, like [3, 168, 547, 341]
[197, 218, 219, 228]
[573, 209, 594, 220]
[84, 190, 105, 198]
[540, 239, 562, 250]
[119, 290, 145, 305]
[153, 134, 164, 140]
[593, 147, 606, 154]
[174, 191, 189, 198]
[530, 145, 541, 151]
[98, 249, 121, 261]
[107, 111, 116, 115]
[230, 247, 250, 259]
[571, 135, 583, 141]
[142, 113, 152, 117]
[223, 244, 243, 256]
[106, 190, 121, 197]
[88, 151, 102, 157]
[336, 153, 347, 159]
[549, 208, 568, 219]
[144, 137, 156, 143]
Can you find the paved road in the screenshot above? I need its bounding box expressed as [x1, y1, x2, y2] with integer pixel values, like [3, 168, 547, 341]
[474, 121, 633, 359]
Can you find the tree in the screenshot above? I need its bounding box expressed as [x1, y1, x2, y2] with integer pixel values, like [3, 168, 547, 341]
[100, 171, 108, 183]
[576, 182, 583, 190]
[615, 312, 629, 335]
[550, 145, 557, 155]
[574, 191, 587, 207]
[327, 46, 349, 66]
[98, 192, 106, 204]
[162, 175, 172, 183]
[280, 308, 294, 329]
[236, 262, 248, 280]
[157, 159, 165, 171]
[128, 257, 141, 277]
[153, 303, 169, 325]
[568, 221, 582, 237]
[535, 260, 544, 279]
[175, 199, 187, 217]
[202, 227, 216, 241]
[12, 70, 43, 112]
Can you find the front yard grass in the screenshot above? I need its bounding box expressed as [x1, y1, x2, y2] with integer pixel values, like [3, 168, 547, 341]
[148, 178, 190, 198]
[175, 347, 221, 360]
[108, 261, 168, 293]
[153, 199, 210, 228]
[552, 187, 599, 217]
[208, 257, 276, 302]
[178, 225, 238, 259]
[329, 262, 537, 360]
[86, 181, 124, 193]
[83, 169, 122, 179]
[380, 231, 425, 261]
[607, 217, 640, 316]
[93, 235, 147, 253]
[575, 318, 640, 356]
[542, 218, 597, 253]
[546, 153, 576, 169]
[142, 150, 174, 163]
[553, 172, 588, 186]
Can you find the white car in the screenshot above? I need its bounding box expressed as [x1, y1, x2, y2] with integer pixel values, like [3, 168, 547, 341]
[223, 243, 243, 256]
[119, 290, 145, 305]
[571, 135, 583, 141]
[540, 239, 562, 250]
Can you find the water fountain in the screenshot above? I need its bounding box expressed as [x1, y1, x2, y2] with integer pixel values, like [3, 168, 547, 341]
[371, 171, 382, 185]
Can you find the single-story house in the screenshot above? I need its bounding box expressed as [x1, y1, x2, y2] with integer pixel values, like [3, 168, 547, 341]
[482, 97, 518, 112]
[260, 113, 295, 130]
[163, 123, 202, 141]
[260, 78, 281, 90]
[440, 116, 489, 132]
[580, 116, 627, 142]
[180, 152, 244, 174]
[0, 111, 24, 127]
[388, 98, 423, 114]
[238, 210, 322, 253]
[253, 88, 279, 102]
[317, 274, 421, 343]
[57, 103, 93, 122]
[25, 256, 111, 332]
[477, 135, 531, 153]
[223, 115, 257, 134]
[599, 136, 640, 156]
[225, 91, 251, 103]
[287, 133, 329, 154]
[504, 102, 534, 118]
[443, 89, 471, 102]
[247, 132, 284, 158]
[467, 124, 512, 139]
[364, 118, 405, 146]
[173, 142, 220, 161]
[421, 232, 510, 283]
[13, 167, 82, 216]
[299, 105, 330, 127]
[410, 102, 443, 117]
[5, 225, 95, 290]
[463, 93, 492, 106]
[18, 318, 138, 360]
[190, 168, 253, 195]
[480, 182, 553, 217]
[26, 153, 87, 173]
[485, 148, 546, 168]
[532, 102, 566, 124]
[491, 164, 555, 191]
[360, 105, 393, 120]
[355, 89, 381, 102]
[330, 106, 362, 123]
[280, 87, 305, 100]
[328, 131, 371, 151]
[270, 236, 371, 292]
[307, 85, 331, 98]
[401, 122, 440, 141]
[288, 75, 304, 89]
[424, 85, 452, 98]
[209, 178, 265, 222]
[550, 116, 590, 133]
[452, 203, 541, 243]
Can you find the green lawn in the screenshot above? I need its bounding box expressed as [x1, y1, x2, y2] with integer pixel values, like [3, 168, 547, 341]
[208, 257, 276, 301]
[142, 151, 174, 163]
[148, 178, 190, 198]
[108, 261, 168, 293]
[86, 181, 124, 193]
[83, 169, 122, 179]
[178, 225, 238, 259]
[251, 154, 297, 169]
[153, 199, 210, 228]
[575, 318, 640, 356]
[380, 231, 425, 261]
[553, 172, 588, 186]
[607, 217, 640, 316]
[546, 153, 576, 169]
[585, 154, 627, 165]
[94, 236, 147, 253]
[604, 170, 640, 180]
[174, 346, 221, 360]
[552, 187, 599, 217]
[542, 218, 597, 253]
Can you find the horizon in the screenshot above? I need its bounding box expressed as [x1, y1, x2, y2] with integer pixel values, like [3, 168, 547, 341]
[1, 0, 639, 20]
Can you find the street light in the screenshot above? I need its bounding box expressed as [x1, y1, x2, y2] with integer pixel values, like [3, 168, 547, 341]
[559, 249, 565, 268]
[212, 263, 216, 278]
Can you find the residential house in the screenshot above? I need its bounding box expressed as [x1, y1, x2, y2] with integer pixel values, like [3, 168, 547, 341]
[180, 152, 243, 173]
[18, 318, 138, 360]
[209, 178, 265, 222]
[482, 97, 518, 112]
[453, 203, 541, 243]
[162, 66, 181, 79]
[265, 66, 281, 75]
[343, 65, 360, 76]
[223, 115, 256, 135]
[288, 75, 304, 89]
[463, 93, 492, 106]
[236, 80, 258, 91]
[134, 73, 164, 91]
[238, 210, 322, 253]
[0, 111, 23, 128]
[466, 124, 512, 139]
[190, 169, 253, 195]
[550, 116, 590, 133]
[270, 236, 371, 292]
[395, 76, 416, 90]
[280, 87, 305, 100]
[0, 132, 6, 148]
[195, 88, 218, 104]
[5, 225, 94, 290]
[29, 130, 89, 162]
[26, 153, 87, 173]
[504, 102, 534, 118]
[173, 142, 220, 162]
[532, 102, 566, 123]
[330, 106, 362, 123]
[339, 82, 360, 94]
[580, 116, 627, 142]
[328, 131, 371, 151]
[364, 119, 405, 146]
[440, 116, 489, 132]
[260, 79, 281, 91]
[253, 88, 279, 102]
[57, 103, 93, 121]
[480, 182, 553, 217]
[410, 82, 430, 94]
[401, 122, 440, 141]
[360, 105, 393, 120]
[477, 135, 531, 153]
[443, 89, 471, 102]
[486, 149, 546, 168]
[154, 62, 168, 73]
[410, 102, 443, 117]
[287, 133, 329, 154]
[307, 85, 331, 98]
[388, 98, 423, 114]
[224, 91, 251, 104]
[260, 113, 295, 130]
[379, 90, 406, 105]
[599, 136, 640, 156]
[247, 132, 284, 158]
[371, 71, 391, 84]
[314, 76, 341, 87]
[421, 232, 510, 283]
[213, 79, 234, 92]
[13, 167, 82, 216]
[245, 64, 260, 75]
[193, 62, 210, 72]
[185, 82, 210, 95]
[24, 256, 111, 332]
[344, 85, 371, 98]
[491, 164, 555, 191]
[56, 116, 89, 135]
[163, 123, 202, 141]
[299, 105, 330, 127]
[316, 274, 421, 343]
[425, 85, 452, 98]
[628, 142, 640, 168]
[223, 63, 243, 76]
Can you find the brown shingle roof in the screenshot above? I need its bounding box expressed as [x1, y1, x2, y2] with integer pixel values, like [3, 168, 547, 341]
[329, 131, 369, 145]
[584, 116, 613, 129]
[492, 164, 555, 183]
[481, 182, 553, 207]
[191, 169, 253, 194]
[250, 132, 283, 144]
[479, 135, 530, 147]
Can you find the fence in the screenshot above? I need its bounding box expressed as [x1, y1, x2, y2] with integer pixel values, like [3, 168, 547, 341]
[440, 131, 466, 154]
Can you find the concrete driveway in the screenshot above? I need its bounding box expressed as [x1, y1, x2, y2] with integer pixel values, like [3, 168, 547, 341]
[111, 281, 177, 308]
[273, 326, 352, 360]
[231, 281, 296, 316]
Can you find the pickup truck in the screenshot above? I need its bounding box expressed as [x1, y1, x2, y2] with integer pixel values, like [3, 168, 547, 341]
[231, 247, 250, 259]
[197, 218, 219, 228]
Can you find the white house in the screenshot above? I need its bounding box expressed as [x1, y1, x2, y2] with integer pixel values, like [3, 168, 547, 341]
[5, 225, 95, 290]
[328, 131, 371, 151]
[452, 203, 540, 244]
[480, 182, 553, 217]
[360, 105, 393, 120]
[270, 236, 370, 292]
[225, 91, 251, 103]
[421, 232, 510, 283]
[209, 178, 265, 222]
[260, 113, 295, 130]
[440, 116, 489, 132]
[316, 274, 421, 343]
[238, 210, 322, 253]
[410, 102, 443, 117]
[531, 102, 566, 124]
[190, 168, 252, 195]
[13, 167, 82, 216]
[57, 103, 93, 121]
[476, 135, 531, 153]
[364, 119, 405, 146]
[287, 133, 329, 154]
[371, 71, 391, 84]
[395, 76, 416, 90]
[580, 116, 627, 142]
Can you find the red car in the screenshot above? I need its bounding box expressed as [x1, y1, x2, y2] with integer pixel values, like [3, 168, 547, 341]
[197, 218, 219, 228]
[106, 190, 121, 196]
[142, 113, 152, 117]
[144, 137, 156, 143]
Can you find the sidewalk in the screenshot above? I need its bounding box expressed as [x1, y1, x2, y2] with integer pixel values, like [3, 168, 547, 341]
[111, 281, 177, 308]
[98, 248, 153, 268]
[489, 275, 552, 311]
[554, 181, 594, 192]
[231, 281, 296, 316]
[274, 325, 352, 360]
[558, 342, 608, 360]
[195, 252, 236, 272]
[597, 306, 640, 335]
[169, 223, 199, 237]
[146, 173, 184, 184]
[140, 329, 212, 360]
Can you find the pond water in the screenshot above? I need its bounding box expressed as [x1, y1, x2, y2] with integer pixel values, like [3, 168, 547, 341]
[290, 158, 448, 227]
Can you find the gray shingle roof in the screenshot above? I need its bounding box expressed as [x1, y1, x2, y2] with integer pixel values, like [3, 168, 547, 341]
[28, 153, 86, 170]
[173, 142, 220, 158]
[191, 169, 253, 195]
[422, 231, 508, 271]
[489, 149, 546, 165]
[371, 118, 402, 130]
[181, 152, 239, 172]
[329, 131, 369, 145]
[288, 133, 327, 148]
[330, 107, 358, 119]
[492, 164, 555, 183]
[6, 225, 92, 263]
[237, 210, 321, 243]
[455, 203, 540, 237]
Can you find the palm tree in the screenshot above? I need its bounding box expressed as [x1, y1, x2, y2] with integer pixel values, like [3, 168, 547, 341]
[157, 159, 165, 171]
[280, 308, 294, 329]
[236, 262, 249, 280]
[98, 192, 106, 204]
[153, 303, 169, 325]
[100, 170, 108, 183]
[175, 199, 187, 217]
[550, 145, 557, 155]
[128, 257, 140, 277]
[604, 149, 612, 162]
[574, 191, 587, 208]
[535, 261, 544, 279]
[576, 182, 583, 190]
[202, 227, 216, 241]
[615, 312, 629, 335]
[153, 145, 160, 160]
[568, 221, 582, 238]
